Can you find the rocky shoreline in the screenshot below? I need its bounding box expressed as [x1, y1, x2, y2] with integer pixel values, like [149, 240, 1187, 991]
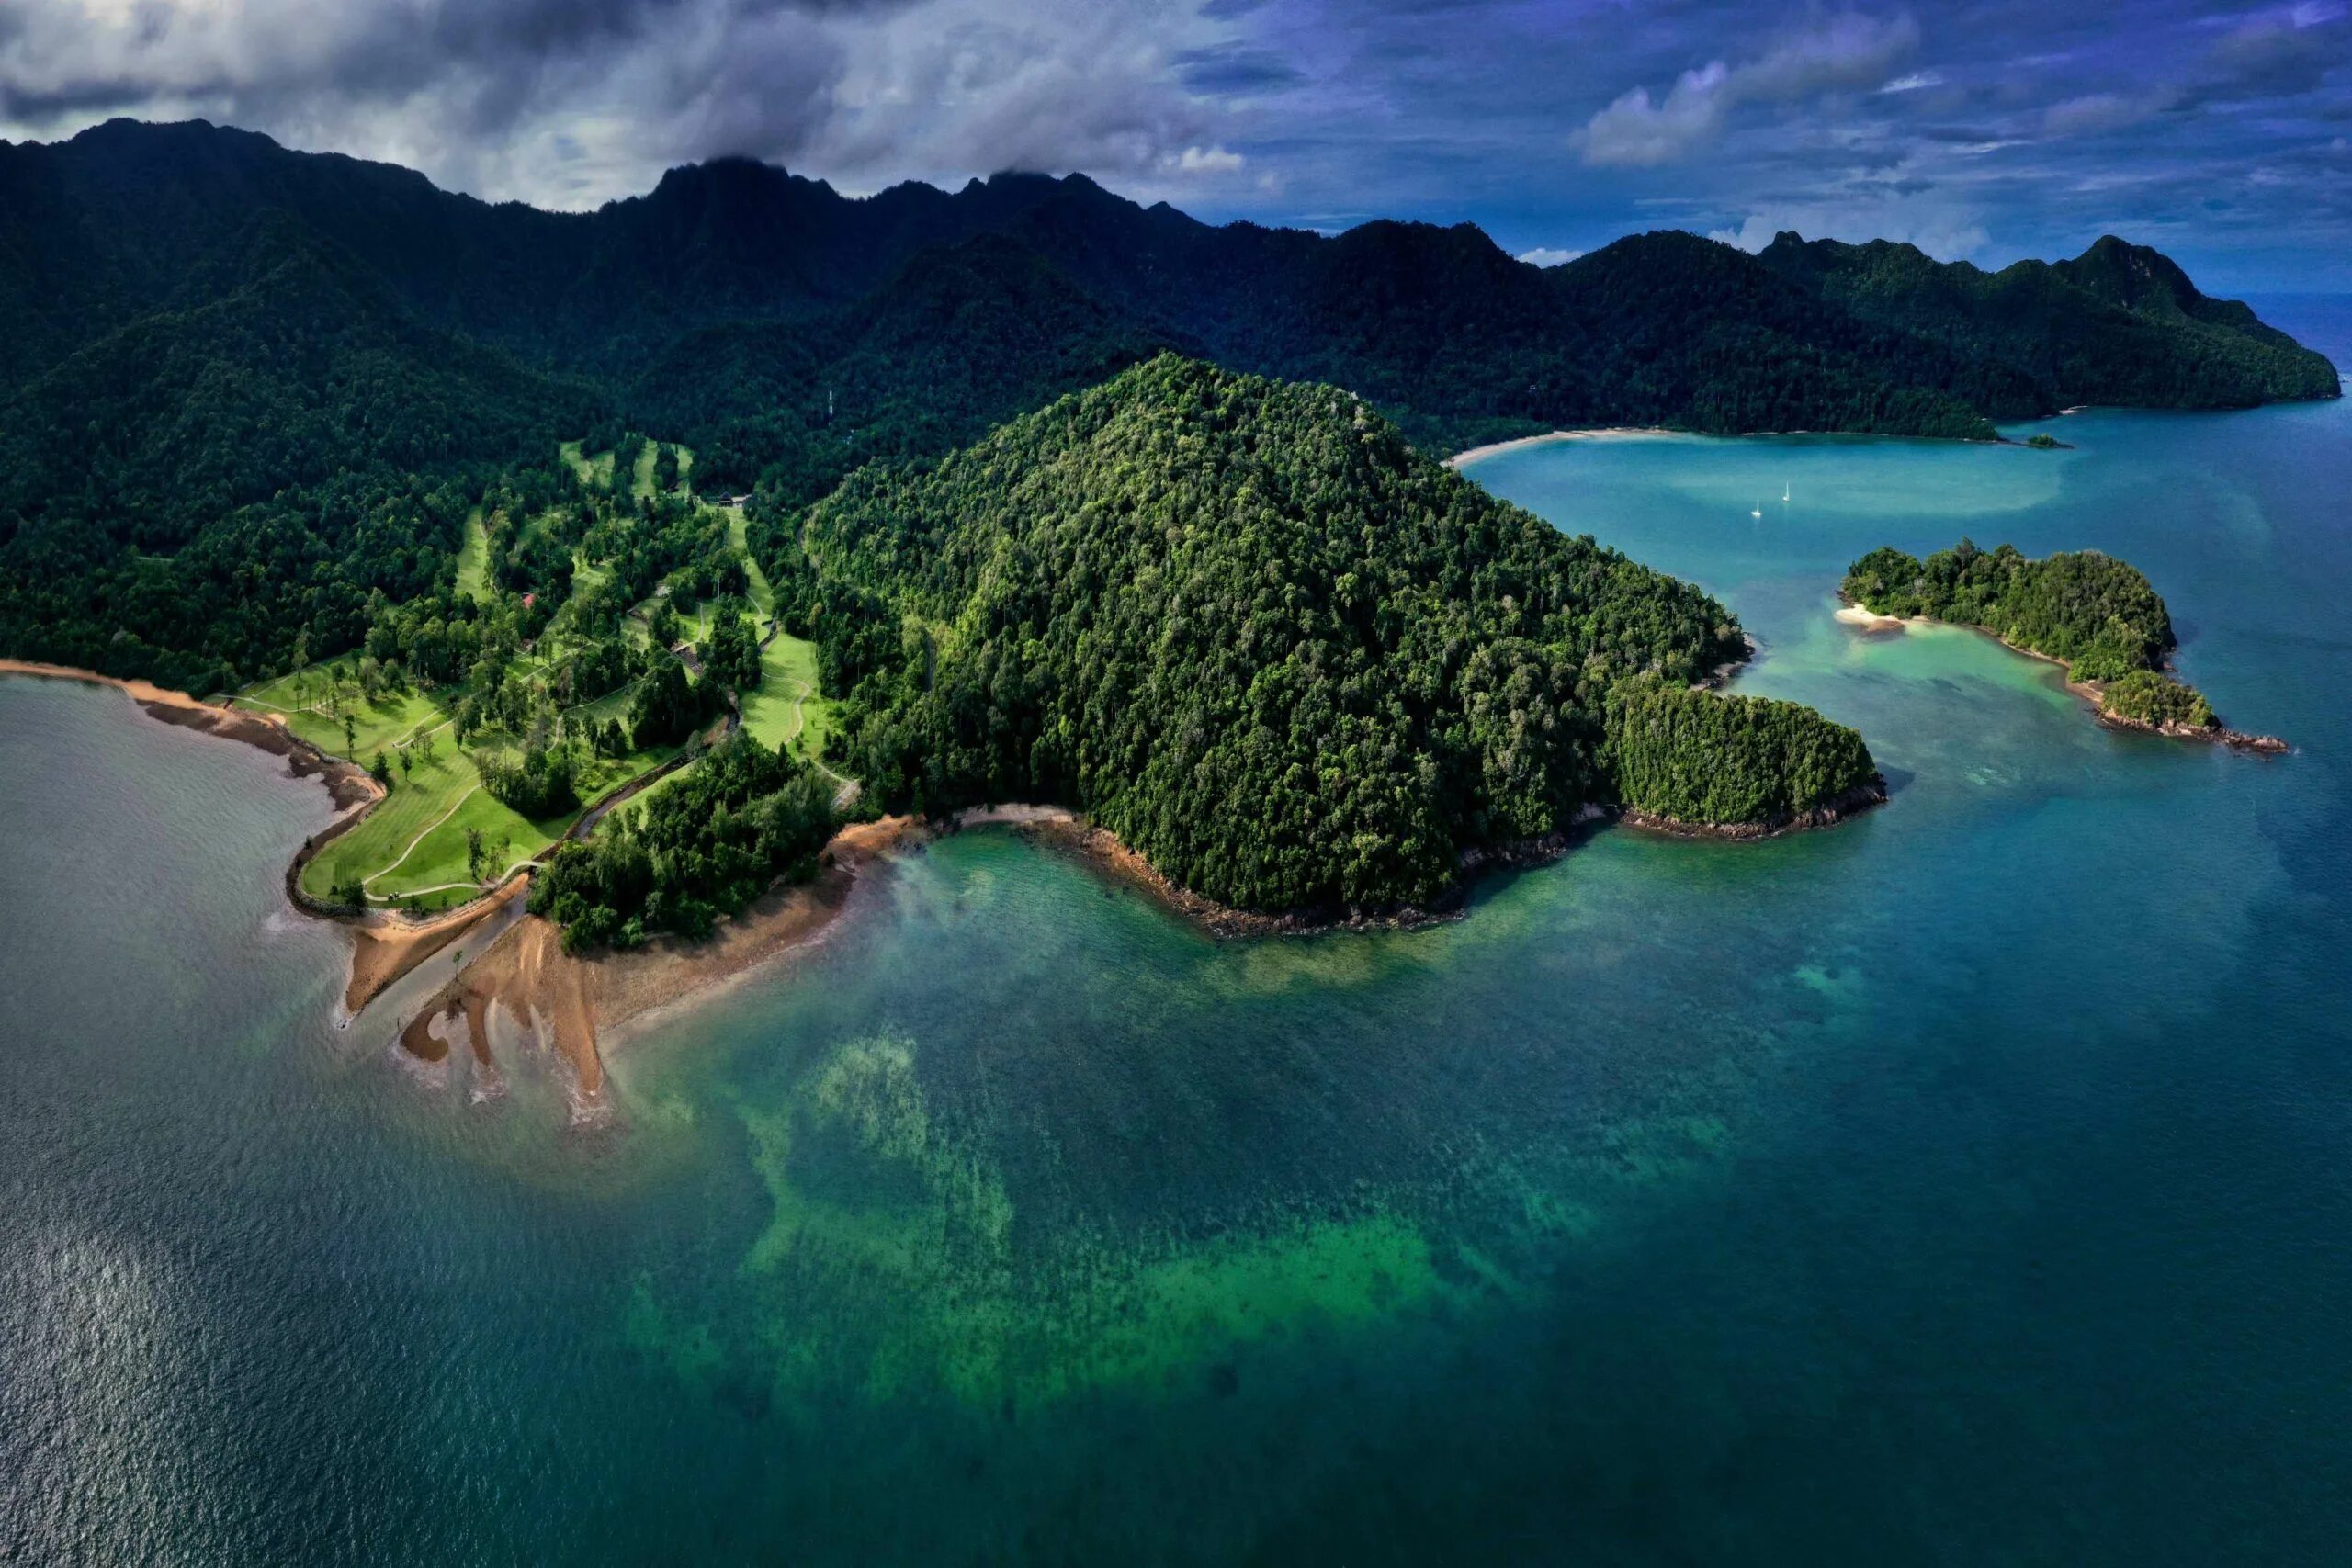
[1618, 777, 1892, 840]
[5, 658, 1891, 1124]
[984, 780, 1886, 942]
[2095, 710, 2289, 753]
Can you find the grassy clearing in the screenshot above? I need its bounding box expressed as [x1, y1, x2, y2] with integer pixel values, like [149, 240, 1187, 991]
[560, 439, 616, 491]
[725, 506, 775, 621]
[296, 716, 678, 909]
[233, 671, 447, 761]
[570, 551, 611, 599]
[246, 652, 678, 908]
[740, 632, 830, 758]
[631, 442, 660, 502]
[455, 508, 492, 603]
[294, 735, 547, 909]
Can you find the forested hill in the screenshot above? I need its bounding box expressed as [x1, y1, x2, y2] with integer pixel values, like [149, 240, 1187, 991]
[760, 355, 1881, 915]
[0, 118, 2335, 692]
[1, 123, 2335, 479]
[1759, 233, 2340, 414]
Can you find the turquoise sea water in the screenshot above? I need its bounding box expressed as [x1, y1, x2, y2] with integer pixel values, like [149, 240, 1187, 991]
[6, 364, 2352, 1561]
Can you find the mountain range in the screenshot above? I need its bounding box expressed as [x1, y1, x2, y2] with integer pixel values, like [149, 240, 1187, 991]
[0, 118, 2336, 692]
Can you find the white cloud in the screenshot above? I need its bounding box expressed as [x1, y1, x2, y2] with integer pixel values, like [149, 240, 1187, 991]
[1575, 62, 1731, 169]
[1575, 13, 1920, 167]
[1708, 202, 1989, 261]
[1515, 246, 1584, 267]
[1165, 143, 1244, 174]
[1878, 71, 1941, 94]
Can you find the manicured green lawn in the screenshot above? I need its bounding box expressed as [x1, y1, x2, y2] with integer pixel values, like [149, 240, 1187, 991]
[570, 551, 611, 600]
[267, 452, 823, 906]
[739, 631, 830, 758]
[295, 739, 550, 909]
[455, 508, 492, 603]
[297, 719, 679, 909]
[725, 505, 776, 620]
[233, 671, 447, 761]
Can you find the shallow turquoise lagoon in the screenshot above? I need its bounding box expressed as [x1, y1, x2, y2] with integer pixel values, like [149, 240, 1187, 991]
[5, 380, 2351, 1562]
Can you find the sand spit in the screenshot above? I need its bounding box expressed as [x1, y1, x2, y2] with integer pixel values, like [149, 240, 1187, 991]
[399, 917, 597, 1114]
[1448, 428, 1673, 467]
[389, 816, 923, 1122]
[345, 876, 529, 1014]
[1834, 601, 1917, 630]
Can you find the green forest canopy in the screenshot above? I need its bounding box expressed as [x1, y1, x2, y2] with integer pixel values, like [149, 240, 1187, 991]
[760, 355, 1881, 914]
[1843, 539, 2218, 729]
[0, 120, 2334, 695]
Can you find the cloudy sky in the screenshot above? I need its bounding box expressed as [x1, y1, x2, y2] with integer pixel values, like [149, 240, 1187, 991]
[2, 0, 2346, 289]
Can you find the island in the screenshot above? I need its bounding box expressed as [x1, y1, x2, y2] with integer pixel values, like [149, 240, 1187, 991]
[1839, 539, 2286, 752]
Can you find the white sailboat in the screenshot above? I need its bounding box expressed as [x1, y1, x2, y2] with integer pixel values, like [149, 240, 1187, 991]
[1781, 482, 1792, 504]
[1749, 497, 1762, 518]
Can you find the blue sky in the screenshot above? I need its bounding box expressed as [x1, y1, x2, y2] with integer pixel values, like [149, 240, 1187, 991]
[2, 1, 2345, 291]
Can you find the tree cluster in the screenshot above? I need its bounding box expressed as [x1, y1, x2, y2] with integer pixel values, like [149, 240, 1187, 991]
[477, 742, 580, 818]
[530, 733, 837, 950]
[1605, 681, 1878, 825]
[1843, 539, 2220, 729]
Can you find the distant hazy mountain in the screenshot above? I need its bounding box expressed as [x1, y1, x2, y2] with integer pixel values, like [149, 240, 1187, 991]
[1758, 231, 2339, 417]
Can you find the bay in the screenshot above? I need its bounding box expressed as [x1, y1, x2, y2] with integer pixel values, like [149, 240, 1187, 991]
[5, 361, 2350, 1561]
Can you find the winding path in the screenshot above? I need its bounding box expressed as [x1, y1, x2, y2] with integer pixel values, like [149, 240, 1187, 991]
[363, 782, 482, 886]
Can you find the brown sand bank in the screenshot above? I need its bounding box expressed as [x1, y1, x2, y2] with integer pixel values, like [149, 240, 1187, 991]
[0, 658, 381, 811]
[391, 816, 922, 1119]
[346, 875, 530, 1013]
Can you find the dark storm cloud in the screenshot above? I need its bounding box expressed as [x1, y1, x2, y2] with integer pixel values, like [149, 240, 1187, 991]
[0, 0, 1247, 205]
[1175, 46, 1306, 96]
[2, 0, 2345, 287]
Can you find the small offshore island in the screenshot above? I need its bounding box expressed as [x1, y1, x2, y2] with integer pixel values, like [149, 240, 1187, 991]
[1839, 539, 2288, 752]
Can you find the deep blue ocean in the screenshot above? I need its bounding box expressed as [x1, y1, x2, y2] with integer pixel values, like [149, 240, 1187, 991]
[4, 306, 2348, 1562]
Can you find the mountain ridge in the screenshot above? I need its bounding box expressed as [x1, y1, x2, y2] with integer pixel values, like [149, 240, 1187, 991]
[0, 118, 2336, 692]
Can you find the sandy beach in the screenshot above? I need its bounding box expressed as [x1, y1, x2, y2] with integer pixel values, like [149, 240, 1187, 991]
[345, 875, 531, 1013]
[1833, 601, 1914, 630]
[1447, 427, 1675, 467]
[0, 659, 381, 814]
